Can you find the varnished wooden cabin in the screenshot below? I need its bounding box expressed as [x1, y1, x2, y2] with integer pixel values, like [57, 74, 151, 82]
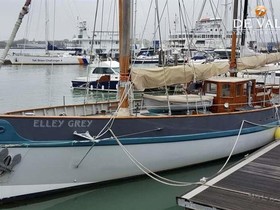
[203, 77, 272, 113]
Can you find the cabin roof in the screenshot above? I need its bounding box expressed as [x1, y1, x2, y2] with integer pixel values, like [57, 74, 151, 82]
[90, 60, 119, 68]
[205, 77, 254, 83]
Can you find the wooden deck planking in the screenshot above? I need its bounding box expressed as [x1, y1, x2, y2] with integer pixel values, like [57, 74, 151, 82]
[177, 141, 280, 210]
[191, 186, 280, 210]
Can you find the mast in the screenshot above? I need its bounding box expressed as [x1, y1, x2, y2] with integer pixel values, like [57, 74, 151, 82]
[222, 0, 229, 46]
[118, 0, 131, 115]
[0, 0, 32, 66]
[90, 0, 100, 62]
[45, 0, 49, 54]
[229, 0, 238, 76]
[197, 0, 207, 22]
[241, 0, 248, 47]
[132, 0, 137, 57]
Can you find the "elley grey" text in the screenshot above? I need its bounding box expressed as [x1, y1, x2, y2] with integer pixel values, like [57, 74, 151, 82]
[33, 120, 93, 128]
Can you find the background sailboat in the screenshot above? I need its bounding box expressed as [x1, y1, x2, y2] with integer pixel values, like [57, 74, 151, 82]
[7, 0, 89, 65]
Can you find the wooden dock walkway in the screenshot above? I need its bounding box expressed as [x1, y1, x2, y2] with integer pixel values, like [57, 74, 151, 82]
[177, 140, 280, 210]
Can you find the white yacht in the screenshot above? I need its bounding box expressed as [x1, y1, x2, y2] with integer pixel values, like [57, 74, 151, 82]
[169, 17, 232, 53]
[66, 21, 119, 60]
[71, 59, 120, 91]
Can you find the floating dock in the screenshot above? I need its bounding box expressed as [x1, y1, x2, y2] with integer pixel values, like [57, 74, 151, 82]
[177, 140, 280, 210]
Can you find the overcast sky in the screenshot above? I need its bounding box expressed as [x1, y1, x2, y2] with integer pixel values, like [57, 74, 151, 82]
[1, 0, 280, 42]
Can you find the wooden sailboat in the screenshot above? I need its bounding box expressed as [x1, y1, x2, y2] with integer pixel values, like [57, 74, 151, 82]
[0, 0, 279, 202]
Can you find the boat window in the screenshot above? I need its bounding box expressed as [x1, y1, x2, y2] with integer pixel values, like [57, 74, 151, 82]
[112, 67, 120, 73]
[104, 68, 114, 74]
[92, 67, 114, 74]
[236, 84, 242, 96]
[222, 84, 231, 97]
[205, 83, 217, 94]
[196, 40, 205, 45]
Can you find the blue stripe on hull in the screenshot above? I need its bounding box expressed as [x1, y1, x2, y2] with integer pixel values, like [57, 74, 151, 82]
[0, 119, 276, 148]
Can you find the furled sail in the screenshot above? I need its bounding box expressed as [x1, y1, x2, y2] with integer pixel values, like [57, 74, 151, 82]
[131, 52, 280, 91]
[131, 62, 229, 90]
[237, 52, 280, 70]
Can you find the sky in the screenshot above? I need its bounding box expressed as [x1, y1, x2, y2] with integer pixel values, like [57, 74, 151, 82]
[1, 0, 280, 42]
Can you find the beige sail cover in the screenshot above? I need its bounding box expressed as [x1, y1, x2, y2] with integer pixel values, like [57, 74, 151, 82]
[131, 62, 229, 90]
[237, 52, 280, 70]
[131, 52, 280, 90]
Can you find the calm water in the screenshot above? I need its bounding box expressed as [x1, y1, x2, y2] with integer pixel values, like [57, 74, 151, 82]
[2, 159, 231, 210]
[0, 64, 117, 113]
[0, 64, 243, 210]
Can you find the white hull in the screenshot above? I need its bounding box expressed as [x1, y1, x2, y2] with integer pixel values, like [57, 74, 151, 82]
[0, 128, 274, 200]
[8, 54, 89, 65]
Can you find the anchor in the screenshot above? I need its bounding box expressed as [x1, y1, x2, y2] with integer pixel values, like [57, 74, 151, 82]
[0, 148, 21, 175]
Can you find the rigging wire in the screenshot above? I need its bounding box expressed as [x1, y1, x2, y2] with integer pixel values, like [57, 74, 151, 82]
[34, 0, 43, 40]
[48, 0, 56, 107]
[110, 0, 117, 58]
[83, 0, 100, 104]
[209, 0, 229, 51]
[89, 0, 99, 62]
[166, 1, 172, 43]
[263, 0, 279, 52]
[245, 4, 254, 47]
[99, 0, 105, 51]
[138, 0, 153, 47]
[69, 0, 81, 20]
[179, 0, 194, 61]
[22, 1, 33, 51]
[268, 0, 279, 50]
[132, 0, 138, 59]
[130, 0, 153, 65]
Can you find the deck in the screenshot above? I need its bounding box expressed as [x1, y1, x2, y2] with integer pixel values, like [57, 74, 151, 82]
[177, 140, 280, 210]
